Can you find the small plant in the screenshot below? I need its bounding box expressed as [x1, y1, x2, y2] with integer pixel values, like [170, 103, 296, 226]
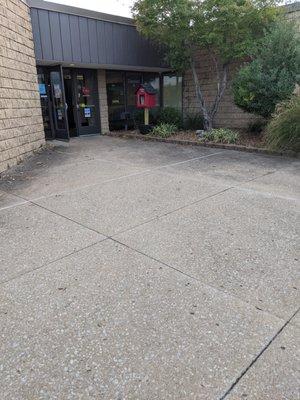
[183, 112, 204, 130]
[152, 123, 177, 138]
[201, 128, 238, 144]
[266, 96, 300, 153]
[159, 107, 182, 128]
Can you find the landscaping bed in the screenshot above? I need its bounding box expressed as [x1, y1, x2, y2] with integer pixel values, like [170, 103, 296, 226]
[106, 129, 296, 156]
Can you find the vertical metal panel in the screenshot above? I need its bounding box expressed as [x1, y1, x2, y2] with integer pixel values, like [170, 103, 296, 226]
[88, 19, 98, 64]
[49, 11, 63, 61]
[112, 23, 124, 65]
[30, 8, 43, 59]
[38, 9, 53, 60]
[69, 15, 82, 62]
[96, 20, 106, 64]
[104, 22, 114, 64]
[79, 17, 90, 63]
[59, 13, 72, 61]
[31, 7, 168, 68]
[126, 25, 138, 66]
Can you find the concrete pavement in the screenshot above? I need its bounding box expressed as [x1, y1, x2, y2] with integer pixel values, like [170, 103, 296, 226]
[0, 136, 299, 399]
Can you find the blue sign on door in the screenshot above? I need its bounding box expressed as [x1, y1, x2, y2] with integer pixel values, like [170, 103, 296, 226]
[84, 107, 91, 118]
[39, 83, 46, 95]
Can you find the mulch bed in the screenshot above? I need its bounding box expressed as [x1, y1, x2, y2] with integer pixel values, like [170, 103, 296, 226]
[107, 129, 298, 157]
[170, 130, 266, 148]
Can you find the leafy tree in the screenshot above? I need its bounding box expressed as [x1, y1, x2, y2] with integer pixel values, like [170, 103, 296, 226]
[233, 21, 300, 118]
[132, 0, 279, 130]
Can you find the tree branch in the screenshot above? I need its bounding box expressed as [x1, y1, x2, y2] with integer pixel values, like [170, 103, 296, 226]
[210, 62, 229, 119]
[190, 56, 209, 121]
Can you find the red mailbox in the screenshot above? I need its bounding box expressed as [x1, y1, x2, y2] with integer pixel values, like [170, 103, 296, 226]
[135, 83, 157, 109]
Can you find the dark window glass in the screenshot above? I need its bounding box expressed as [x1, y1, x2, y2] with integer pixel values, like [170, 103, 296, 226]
[76, 72, 97, 128]
[106, 71, 125, 130]
[126, 72, 142, 117]
[163, 74, 182, 110]
[50, 71, 66, 130]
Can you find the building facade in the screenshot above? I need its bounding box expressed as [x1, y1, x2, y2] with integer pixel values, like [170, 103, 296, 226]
[0, 0, 45, 174]
[0, 0, 299, 173]
[28, 0, 177, 141]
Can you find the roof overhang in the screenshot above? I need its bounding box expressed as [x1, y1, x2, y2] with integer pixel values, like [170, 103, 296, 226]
[26, 0, 135, 26]
[36, 60, 172, 73]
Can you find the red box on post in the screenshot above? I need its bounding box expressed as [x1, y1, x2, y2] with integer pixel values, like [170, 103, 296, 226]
[135, 83, 157, 109]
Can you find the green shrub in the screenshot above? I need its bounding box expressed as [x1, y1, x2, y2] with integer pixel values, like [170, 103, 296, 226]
[266, 96, 300, 153]
[201, 128, 238, 144]
[152, 123, 177, 138]
[183, 112, 204, 130]
[158, 107, 182, 128]
[233, 21, 300, 118]
[248, 119, 267, 134]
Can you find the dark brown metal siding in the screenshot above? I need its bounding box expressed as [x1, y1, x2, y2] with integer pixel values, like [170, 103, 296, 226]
[30, 8, 167, 69]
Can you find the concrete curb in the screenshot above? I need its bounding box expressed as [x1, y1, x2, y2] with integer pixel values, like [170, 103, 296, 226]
[105, 132, 298, 158]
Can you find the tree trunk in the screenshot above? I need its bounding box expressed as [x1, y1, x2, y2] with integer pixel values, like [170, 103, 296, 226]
[210, 62, 229, 120]
[190, 58, 211, 130]
[190, 56, 229, 131]
[203, 115, 213, 131]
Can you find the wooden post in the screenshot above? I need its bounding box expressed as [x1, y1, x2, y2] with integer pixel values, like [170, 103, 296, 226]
[144, 108, 149, 125]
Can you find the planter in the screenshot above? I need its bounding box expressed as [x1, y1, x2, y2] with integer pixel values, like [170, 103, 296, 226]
[139, 124, 154, 135]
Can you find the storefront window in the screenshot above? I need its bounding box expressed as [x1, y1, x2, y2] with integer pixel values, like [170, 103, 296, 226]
[107, 70, 166, 130]
[126, 72, 142, 117]
[106, 71, 125, 130]
[163, 74, 182, 110]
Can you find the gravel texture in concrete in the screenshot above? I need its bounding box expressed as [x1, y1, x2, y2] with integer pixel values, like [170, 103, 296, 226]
[0, 136, 299, 399]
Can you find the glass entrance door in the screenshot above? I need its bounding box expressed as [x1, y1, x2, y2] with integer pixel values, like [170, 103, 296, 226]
[74, 69, 100, 135]
[49, 66, 69, 140]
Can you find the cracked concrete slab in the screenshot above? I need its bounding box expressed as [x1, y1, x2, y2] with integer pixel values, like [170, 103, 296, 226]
[226, 321, 300, 400]
[159, 150, 298, 185]
[0, 158, 144, 200]
[0, 136, 298, 399]
[241, 163, 300, 200]
[34, 171, 229, 236]
[0, 240, 283, 400]
[0, 203, 104, 282]
[115, 188, 299, 320]
[0, 190, 28, 210]
[51, 136, 221, 168]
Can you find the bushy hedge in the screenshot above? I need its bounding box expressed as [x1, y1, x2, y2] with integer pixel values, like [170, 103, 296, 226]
[266, 96, 300, 153]
[233, 21, 300, 118]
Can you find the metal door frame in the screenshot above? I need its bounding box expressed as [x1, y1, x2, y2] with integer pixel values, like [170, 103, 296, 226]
[71, 68, 100, 136]
[48, 65, 70, 141]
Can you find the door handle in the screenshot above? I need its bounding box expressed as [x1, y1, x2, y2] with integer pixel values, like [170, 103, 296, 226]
[65, 103, 68, 110]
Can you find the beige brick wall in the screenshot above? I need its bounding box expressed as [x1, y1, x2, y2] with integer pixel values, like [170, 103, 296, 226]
[0, 0, 45, 174]
[183, 53, 258, 129]
[97, 70, 110, 134]
[183, 3, 300, 130]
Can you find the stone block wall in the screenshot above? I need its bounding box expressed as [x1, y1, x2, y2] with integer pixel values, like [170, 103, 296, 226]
[0, 0, 45, 174]
[286, 2, 300, 27]
[183, 53, 258, 129]
[183, 2, 300, 130]
[97, 70, 110, 134]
